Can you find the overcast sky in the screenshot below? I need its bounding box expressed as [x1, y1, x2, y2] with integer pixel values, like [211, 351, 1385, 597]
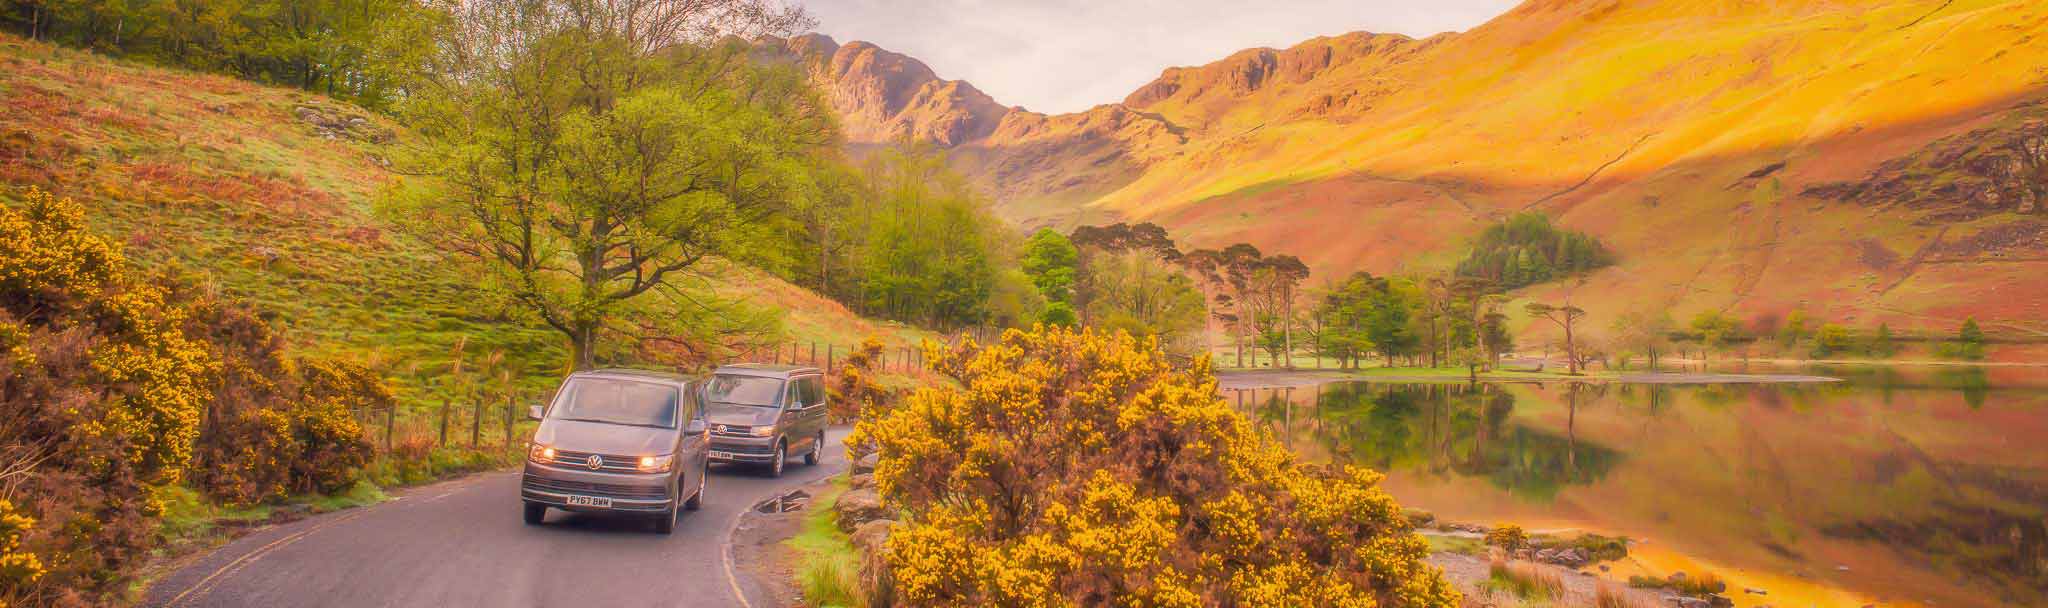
[800, 0, 1518, 114]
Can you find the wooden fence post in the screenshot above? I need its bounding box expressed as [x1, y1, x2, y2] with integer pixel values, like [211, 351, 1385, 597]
[504, 391, 514, 449]
[810, 342, 818, 365]
[439, 399, 450, 447]
[385, 407, 395, 453]
[471, 396, 482, 448]
[827, 344, 835, 373]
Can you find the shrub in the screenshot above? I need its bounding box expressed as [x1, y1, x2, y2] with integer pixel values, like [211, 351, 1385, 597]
[0, 188, 378, 601]
[849, 326, 1459, 607]
[1485, 524, 1529, 552]
[828, 337, 889, 424]
[0, 500, 44, 606]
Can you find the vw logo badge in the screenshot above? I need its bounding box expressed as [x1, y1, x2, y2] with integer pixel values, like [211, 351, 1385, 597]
[585, 455, 603, 470]
[716, 425, 729, 433]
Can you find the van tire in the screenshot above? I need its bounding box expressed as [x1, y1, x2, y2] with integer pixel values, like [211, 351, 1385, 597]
[523, 503, 546, 526]
[768, 440, 786, 478]
[803, 431, 823, 466]
[654, 505, 677, 535]
[684, 465, 705, 511]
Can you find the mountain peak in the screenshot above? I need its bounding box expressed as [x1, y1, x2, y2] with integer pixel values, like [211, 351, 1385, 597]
[760, 35, 1008, 146]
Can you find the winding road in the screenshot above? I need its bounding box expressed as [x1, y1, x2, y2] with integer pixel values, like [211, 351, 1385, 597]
[144, 429, 850, 608]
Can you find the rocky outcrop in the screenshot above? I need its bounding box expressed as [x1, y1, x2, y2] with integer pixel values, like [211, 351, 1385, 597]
[294, 104, 392, 144]
[1123, 31, 1420, 119]
[758, 34, 1009, 146]
[1805, 107, 2048, 221]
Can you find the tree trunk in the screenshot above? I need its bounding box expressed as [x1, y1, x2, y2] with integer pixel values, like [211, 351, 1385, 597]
[1564, 318, 1579, 375]
[571, 325, 598, 371]
[1282, 286, 1294, 369]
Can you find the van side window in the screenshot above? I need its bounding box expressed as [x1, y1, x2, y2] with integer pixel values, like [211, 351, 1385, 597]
[803, 376, 825, 406]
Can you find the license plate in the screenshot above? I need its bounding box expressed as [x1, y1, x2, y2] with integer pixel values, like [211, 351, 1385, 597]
[566, 495, 611, 508]
[709, 451, 735, 460]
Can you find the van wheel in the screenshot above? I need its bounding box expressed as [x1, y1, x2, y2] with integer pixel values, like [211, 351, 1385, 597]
[768, 441, 786, 478]
[803, 431, 823, 466]
[654, 505, 676, 535]
[684, 465, 705, 511]
[522, 503, 546, 526]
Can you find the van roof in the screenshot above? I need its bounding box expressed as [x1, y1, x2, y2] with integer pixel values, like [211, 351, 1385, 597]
[712, 363, 821, 378]
[575, 368, 692, 385]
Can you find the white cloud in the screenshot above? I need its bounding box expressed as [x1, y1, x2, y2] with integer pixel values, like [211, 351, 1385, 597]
[800, 0, 1517, 114]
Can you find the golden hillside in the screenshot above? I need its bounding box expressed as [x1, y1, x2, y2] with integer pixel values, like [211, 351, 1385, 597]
[779, 0, 2048, 338]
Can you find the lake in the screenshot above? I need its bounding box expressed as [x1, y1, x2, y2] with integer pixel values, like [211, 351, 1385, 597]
[1226, 365, 2048, 608]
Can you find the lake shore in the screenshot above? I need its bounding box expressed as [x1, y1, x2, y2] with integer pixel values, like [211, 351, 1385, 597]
[1216, 368, 1840, 389]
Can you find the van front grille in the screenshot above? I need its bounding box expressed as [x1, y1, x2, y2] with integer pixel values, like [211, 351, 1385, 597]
[522, 475, 668, 500]
[546, 449, 644, 473]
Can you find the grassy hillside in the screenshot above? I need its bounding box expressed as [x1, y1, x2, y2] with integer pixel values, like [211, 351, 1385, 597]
[803, 0, 2048, 343]
[0, 33, 928, 409]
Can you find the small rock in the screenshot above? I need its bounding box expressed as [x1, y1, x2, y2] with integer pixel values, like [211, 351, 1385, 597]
[852, 452, 879, 475]
[1744, 587, 1767, 595]
[848, 472, 875, 490]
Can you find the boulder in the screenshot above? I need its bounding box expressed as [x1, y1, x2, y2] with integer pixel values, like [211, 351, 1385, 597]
[834, 488, 888, 533]
[850, 519, 894, 553]
[848, 472, 875, 490]
[852, 452, 879, 475]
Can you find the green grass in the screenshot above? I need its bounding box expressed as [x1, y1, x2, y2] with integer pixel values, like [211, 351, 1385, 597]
[786, 477, 864, 608]
[1423, 533, 1487, 556]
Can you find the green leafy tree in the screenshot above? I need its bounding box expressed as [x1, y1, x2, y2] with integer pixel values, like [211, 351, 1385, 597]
[1613, 308, 1675, 370]
[1454, 212, 1614, 290]
[1080, 249, 1205, 352]
[1811, 323, 1856, 359]
[1870, 323, 1897, 358]
[1779, 309, 1811, 350]
[849, 145, 1009, 328]
[1689, 310, 1740, 358]
[393, 0, 819, 369]
[1526, 301, 1588, 374]
[1020, 228, 1079, 326]
[1943, 318, 1986, 360]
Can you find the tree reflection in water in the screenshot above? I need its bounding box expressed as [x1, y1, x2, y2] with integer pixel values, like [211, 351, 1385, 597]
[1236, 382, 1621, 502]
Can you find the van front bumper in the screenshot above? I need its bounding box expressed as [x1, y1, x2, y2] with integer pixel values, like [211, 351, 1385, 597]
[519, 462, 674, 513]
[708, 434, 780, 463]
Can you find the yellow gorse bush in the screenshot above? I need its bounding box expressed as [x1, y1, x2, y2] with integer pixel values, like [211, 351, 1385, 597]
[851, 325, 1460, 607]
[0, 188, 379, 600]
[0, 499, 42, 603]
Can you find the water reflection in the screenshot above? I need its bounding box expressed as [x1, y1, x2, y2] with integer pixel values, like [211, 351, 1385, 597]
[1226, 376, 2048, 608]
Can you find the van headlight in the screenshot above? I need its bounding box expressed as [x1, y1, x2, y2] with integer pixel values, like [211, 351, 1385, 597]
[749, 425, 777, 437]
[529, 443, 556, 464]
[637, 454, 674, 473]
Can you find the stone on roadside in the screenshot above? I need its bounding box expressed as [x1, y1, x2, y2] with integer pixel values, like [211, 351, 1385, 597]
[833, 488, 888, 533]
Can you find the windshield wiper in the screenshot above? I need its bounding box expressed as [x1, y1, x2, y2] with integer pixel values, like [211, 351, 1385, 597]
[554, 417, 673, 429]
[710, 400, 777, 408]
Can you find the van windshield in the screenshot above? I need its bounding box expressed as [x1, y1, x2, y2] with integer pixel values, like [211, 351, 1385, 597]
[548, 377, 678, 429]
[705, 375, 784, 407]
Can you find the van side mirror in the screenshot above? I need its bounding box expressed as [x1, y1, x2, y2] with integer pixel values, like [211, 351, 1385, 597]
[684, 419, 708, 435]
[527, 404, 545, 421]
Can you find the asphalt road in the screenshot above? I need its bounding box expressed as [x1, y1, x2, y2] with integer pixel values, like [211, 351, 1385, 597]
[145, 428, 850, 608]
